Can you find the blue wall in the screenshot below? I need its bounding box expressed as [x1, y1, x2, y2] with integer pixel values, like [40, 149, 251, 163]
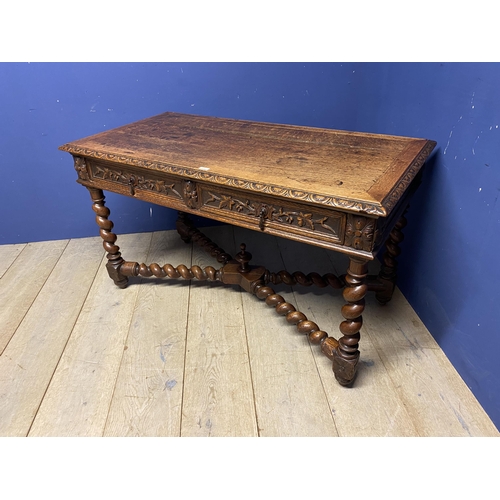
[1, 62, 499, 429]
[352, 63, 500, 430]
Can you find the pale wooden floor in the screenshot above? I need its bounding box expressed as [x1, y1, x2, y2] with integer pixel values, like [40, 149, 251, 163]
[0, 225, 498, 437]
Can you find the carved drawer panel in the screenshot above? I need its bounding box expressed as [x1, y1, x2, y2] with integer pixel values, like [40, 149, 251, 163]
[85, 159, 185, 205]
[200, 186, 347, 245]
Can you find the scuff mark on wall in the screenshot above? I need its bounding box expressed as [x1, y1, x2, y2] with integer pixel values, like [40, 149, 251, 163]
[472, 135, 480, 155]
[443, 115, 463, 155]
[444, 130, 453, 155]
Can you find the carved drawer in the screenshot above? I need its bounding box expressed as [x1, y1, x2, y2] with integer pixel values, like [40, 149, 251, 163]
[82, 158, 187, 207]
[199, 185, 348, 246]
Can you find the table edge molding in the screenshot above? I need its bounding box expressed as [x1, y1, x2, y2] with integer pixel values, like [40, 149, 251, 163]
[381, 140, 437, 214]
[61, 144, 387, 216]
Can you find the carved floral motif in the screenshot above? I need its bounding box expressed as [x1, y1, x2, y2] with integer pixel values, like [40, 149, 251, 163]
[207, 193, 259, 215]
[74, 157, 89, 181]
[345, 215, 375, 251]
[183, 180, 200, 209]
[270, 207, 337, 234]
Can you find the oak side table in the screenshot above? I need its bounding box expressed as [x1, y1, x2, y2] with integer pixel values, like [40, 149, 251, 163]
[60, 112, 436, 386]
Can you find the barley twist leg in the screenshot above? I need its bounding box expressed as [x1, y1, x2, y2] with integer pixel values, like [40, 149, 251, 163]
[376, 211, 407, 304]
[87, 187, 128, 289]
[331, 257, 368, 386]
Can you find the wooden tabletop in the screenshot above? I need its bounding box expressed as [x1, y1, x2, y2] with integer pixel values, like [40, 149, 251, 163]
[60, 112, 436, 217]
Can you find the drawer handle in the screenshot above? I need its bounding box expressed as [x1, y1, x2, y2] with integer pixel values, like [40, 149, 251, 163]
[259, 206, 267, 231]
[128, 175, 136, 196]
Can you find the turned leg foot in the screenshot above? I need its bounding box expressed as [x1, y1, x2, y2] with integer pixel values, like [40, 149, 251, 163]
[376, 210, 407, 304]
[332, 257, 368, 386]
[87, 187, 128, 288]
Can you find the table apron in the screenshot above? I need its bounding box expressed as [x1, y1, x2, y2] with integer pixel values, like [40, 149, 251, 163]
[79, 157, 384, 260]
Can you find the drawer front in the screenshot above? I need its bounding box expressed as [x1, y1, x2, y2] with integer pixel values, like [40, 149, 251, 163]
[200, 186, 347, 246]
[87, 160, 185, 205]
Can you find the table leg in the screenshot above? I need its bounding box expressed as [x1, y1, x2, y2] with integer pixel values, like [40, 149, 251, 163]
[331, 257, 368, 386]
[176, 211, 194, 244]
[87, 187, 128, 289]
[376, 211, 407, 304]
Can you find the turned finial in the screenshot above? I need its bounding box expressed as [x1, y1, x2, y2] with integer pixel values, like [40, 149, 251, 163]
[236, 243, 252, 273]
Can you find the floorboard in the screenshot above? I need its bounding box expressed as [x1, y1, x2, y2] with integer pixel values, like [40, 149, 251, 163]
[104, 231, 192, 437]
[29, 233, 152, 437]
[180, 226, 258, 437]
[0, 243, 26, 279]
[0, 237, 103, 436]
[0, 240, 68, 354]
